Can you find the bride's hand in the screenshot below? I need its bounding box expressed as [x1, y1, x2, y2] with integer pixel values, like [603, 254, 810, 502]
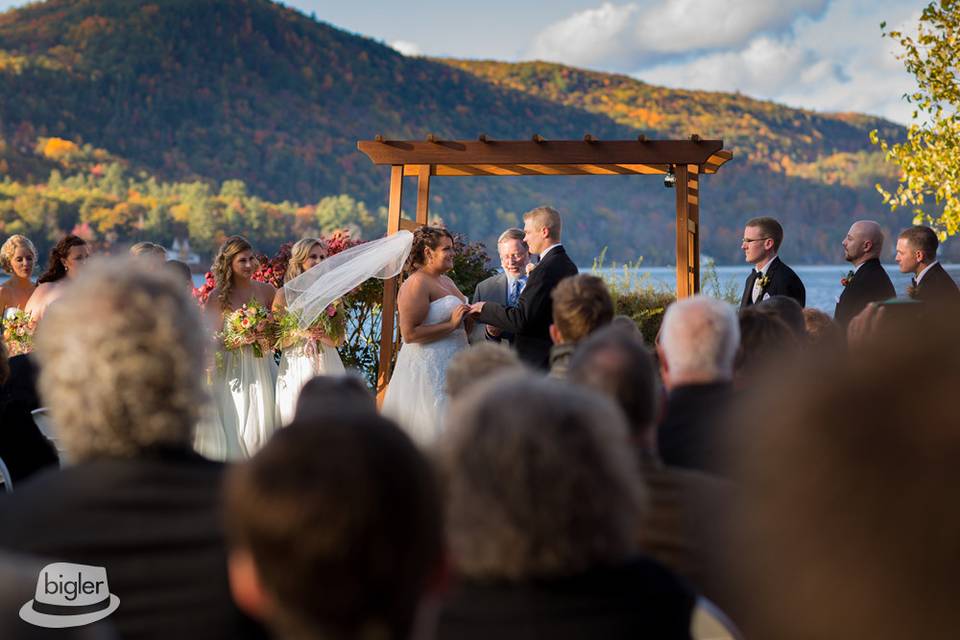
[449, 304, 470, 327]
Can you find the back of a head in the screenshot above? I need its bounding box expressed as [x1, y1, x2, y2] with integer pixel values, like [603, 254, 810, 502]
[757, 295, 806, 339]
[803, 307, 843, 350]
[444, 342, 524, 400]
[730, 325, 960, 639]
[550, 274, 614, 344]
[129, 241, 167, 260]
[164, 259, 194, 288]
[225, 415, 442, 640]
[293, 373, 377, 424]
[568, 325, 658, 438]
[33, 257, 207, 460]
[659, 296, 739, 382]
[735, 307, 800, 380]
[439, 374, 644, 581]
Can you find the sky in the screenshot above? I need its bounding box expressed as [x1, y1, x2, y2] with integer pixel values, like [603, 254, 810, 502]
[0, 0, 929, 124]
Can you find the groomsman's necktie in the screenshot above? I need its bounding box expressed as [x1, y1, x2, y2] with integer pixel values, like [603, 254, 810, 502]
[751, 270, 763, 303]
[911, 277, 918, 288]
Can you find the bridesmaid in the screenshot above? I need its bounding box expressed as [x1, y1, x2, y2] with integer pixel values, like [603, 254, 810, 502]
[273, 238, 345, 425]
[0, 235, 38, 315]
[203, 236, 279, 457]
[25, 235, 90, 324]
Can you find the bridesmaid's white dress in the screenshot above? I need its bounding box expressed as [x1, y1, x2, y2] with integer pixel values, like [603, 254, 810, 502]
[381, 295, 468, 447]
[275, 340, 345, 426]
[210, 345, 280, 457]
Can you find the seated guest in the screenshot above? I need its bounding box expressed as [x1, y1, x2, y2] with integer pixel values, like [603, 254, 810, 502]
[895, 225, 960, 304]
[293, 373, 377, 421]
[0, 344, 58, 483]
[756, 295, 806, 341]
[834, 220, 895, 327]
[734, 308, 799, 386]
[548, 274, 614, 378]
[165, 259, 195, 294]
[729, 319, 960, 639]
[470, 228, 530, 344]
[225, 415, 443, 640]
[445, 342, 524, 401]
[803, 308, 843, 351]
[129, 241, 168, 262]
[656, 296, 739, 475]
[0, 257, 264, 640]
[436, 374, 695, 639]
[611, 314, 644, 342]
[568, 325, 734, 613]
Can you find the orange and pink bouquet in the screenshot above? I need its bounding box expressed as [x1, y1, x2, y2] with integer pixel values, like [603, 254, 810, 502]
[2, 309, 36, 356]
[218, 299, 276, 358]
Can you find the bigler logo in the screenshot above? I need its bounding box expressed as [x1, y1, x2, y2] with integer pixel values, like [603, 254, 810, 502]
[19, 562, 120, 628]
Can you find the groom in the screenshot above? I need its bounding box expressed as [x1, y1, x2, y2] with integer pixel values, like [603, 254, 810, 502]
[472, 206, 578, 369]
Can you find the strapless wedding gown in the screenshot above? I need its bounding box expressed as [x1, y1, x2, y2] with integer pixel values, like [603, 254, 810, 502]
[276, 340, 345, 425]
[382, 295, 469, 446]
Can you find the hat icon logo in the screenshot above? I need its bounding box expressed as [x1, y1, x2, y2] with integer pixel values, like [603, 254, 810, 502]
[19, 562, 120, 628]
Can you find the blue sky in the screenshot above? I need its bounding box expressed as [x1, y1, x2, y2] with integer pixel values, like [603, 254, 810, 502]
[0, 0, 929, 124]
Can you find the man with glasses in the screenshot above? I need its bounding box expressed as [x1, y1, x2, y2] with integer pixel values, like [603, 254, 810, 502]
[739, 216, 805, 310]
[470, 227, 530, 344]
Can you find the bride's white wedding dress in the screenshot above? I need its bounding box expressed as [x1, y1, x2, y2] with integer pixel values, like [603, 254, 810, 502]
[382, 295, 469, 447]
[276, 340, 345, 425]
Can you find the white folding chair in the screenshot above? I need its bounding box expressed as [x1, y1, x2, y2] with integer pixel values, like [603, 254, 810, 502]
[31, 408, 66, 465]
[0, 454, 13, 492]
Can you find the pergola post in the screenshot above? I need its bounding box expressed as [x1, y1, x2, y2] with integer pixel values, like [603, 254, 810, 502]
[376, 165, 404, 403]
[674, 164, 700, 298]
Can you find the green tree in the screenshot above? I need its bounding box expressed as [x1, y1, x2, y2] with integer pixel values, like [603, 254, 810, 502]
[872, 0, 960, 235]
[315, 194, 376, 236]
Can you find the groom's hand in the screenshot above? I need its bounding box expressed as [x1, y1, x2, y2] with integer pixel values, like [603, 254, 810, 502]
[469, 302, 485, 314]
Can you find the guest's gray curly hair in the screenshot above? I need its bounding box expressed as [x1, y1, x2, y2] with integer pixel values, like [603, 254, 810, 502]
[437, 373, 646, 580]
[34, 256, 208, 460]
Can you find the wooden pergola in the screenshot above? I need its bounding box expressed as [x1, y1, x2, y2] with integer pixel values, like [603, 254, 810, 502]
[357, 136, 733, 396]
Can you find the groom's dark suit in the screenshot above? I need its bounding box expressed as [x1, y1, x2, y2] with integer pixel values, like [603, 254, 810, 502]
[834, 258, 896, 327]
[475, 245, 578, 369]
[739, 256, 806, 309]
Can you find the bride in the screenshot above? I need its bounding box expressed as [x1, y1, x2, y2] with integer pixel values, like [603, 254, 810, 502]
[381, 227, 471, 446]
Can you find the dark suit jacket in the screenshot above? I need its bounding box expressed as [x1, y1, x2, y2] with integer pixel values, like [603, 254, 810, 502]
[476, 246, 578, 368]
[914, 262, 960, 305]
[739, 256, 806, 309]
[658, 382, 734, 476]
[0, 355, 58, 484]
[436, 557, 694, 640]
[0, 447, 265, 640]
[470, 272, 508, 343]
[834, 258, 896, 327]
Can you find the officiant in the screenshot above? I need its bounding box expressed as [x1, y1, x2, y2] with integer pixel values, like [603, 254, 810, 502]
[471, 207, 578, 369]
[470, 228, 531, 345]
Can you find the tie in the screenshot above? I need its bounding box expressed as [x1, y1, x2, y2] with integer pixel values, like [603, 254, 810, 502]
[751, 270, 763, 304]
[911, 277, 918, 288]
[508, 278, 524, 307]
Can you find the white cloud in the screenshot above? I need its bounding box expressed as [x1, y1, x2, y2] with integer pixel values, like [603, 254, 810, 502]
[632, 0, 922, 123]
[390, 40, 422, 56]
[528, 0, 829, 69]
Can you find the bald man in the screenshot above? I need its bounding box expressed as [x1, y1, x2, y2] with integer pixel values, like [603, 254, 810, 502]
[834, 220, 896, 327]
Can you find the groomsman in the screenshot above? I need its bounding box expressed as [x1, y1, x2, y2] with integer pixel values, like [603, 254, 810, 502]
[472, 206, 578, 369]
[739, 216, 805, 310]
[834, 220, 896, 328]
[895, 225, 960, 304]
[470, 228, 529, 344]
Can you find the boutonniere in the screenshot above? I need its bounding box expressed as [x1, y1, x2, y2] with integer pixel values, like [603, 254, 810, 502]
[840, 270, 855, 287]
[756, 273, 771, 289]
[525, 262, 536, 276]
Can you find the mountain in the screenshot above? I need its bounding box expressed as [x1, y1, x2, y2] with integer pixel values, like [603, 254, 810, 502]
[0, 0, 925, 264]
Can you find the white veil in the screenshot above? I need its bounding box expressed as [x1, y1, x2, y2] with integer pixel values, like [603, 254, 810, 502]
[284, 230, 414, 329]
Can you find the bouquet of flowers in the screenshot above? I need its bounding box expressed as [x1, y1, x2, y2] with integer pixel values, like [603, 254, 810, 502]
[274, 300, 346, 350]
[218, 299, 275, 358]
[2, 309, 36, 356]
